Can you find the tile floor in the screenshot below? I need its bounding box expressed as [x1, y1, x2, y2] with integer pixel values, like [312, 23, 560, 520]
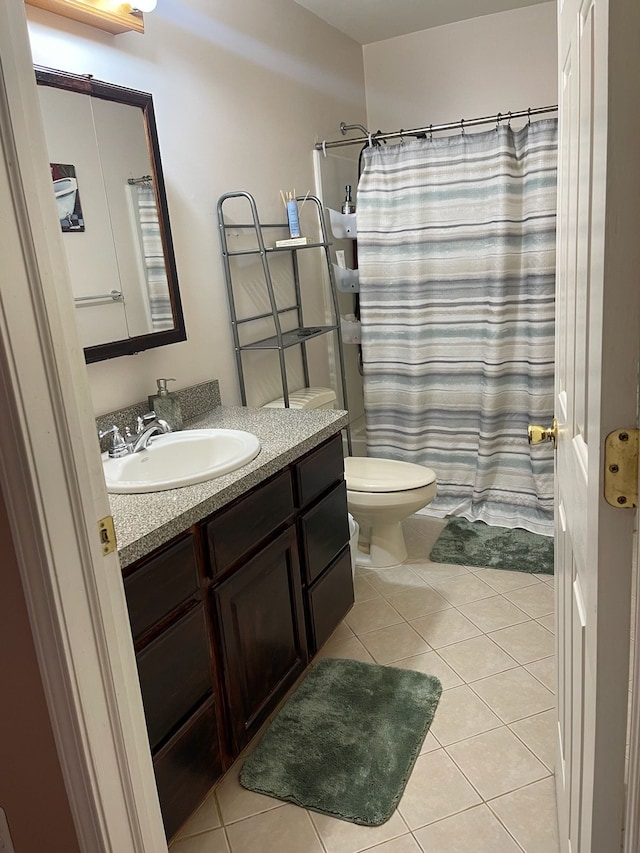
[171, 515, 559, 853]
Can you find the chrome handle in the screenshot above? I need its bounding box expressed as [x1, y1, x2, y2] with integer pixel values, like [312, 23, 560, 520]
[528, 418, 558, 448]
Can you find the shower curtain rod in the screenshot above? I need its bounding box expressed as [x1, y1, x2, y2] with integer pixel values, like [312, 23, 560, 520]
[315, 104, 558, 151]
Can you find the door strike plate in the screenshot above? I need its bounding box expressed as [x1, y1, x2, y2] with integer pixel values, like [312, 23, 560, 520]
[604, 429, 639, 508]
[98, 515, 117, 555]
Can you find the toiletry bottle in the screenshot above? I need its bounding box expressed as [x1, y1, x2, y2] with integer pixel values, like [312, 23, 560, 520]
[341, 185, 356, 214]
[148, 378, 183, 431]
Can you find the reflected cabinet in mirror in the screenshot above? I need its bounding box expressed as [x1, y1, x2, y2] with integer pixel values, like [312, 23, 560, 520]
[35, 67, 186, 363]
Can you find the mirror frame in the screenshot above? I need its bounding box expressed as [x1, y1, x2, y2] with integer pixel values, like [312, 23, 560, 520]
[35, 66, 187, 363]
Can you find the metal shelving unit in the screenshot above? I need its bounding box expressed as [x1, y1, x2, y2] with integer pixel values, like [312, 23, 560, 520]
[217, 191, 352, 454]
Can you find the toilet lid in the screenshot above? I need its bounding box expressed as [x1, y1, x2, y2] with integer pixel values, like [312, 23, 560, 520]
[344, 456, 436, 493]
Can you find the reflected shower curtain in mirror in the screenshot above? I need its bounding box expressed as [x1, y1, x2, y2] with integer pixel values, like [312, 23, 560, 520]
[133, 183, 173, 331]
[357, 119, 557, 534]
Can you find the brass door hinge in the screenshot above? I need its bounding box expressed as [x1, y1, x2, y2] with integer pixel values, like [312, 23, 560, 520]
[604, 429, 639, 508]
[98, 515, 117, 555]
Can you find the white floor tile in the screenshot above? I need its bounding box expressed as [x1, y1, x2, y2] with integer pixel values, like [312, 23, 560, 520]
[472, 567, 542, 594]
[171, 827, 230, 853]
[361, 836, 422, 853]
[510, 708, 557, 770]
[410, 609, 482, 649]
[489, 621, 555, 665]
[525, 656, 555, 693]
[470, 667, 554, 723]
[385, 585, 451, 620]
[397, 749, 482, 830]
[430, 573, 497, 606]
[215, 761, 283, 825]
[309, 808, 408, 853]
[314, 635, 375, 664]
[458, 595, 530, 633]
[429, 685, 502, 746]
[437, 635, 519, 682]
[504, 584, 555, 619]
[489, 777, 561, 853]
[393, 650, 463, 691]
[174, 791, 220, 839]
[345, 598, 404, 635]
[225, 804, 322, 853]
[447, 726, 549, 800]
[359, 622, 431, 664]
[366, 565, 426, 598]
[413, 804, 521, 852]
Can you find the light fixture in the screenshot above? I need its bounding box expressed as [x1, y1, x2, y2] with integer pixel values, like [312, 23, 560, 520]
[130, 0, 157, 12]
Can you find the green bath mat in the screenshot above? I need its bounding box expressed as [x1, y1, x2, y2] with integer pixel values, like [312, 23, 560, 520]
[429, 517, 554, 574]
[240, 658, 442, 826]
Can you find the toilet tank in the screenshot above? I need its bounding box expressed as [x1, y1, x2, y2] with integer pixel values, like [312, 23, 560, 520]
[262, 387, 336, 411]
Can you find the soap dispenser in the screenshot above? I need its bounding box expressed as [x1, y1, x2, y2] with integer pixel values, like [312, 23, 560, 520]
[148, 378, 183, 431]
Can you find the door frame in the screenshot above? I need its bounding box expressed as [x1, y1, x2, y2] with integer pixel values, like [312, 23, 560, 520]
[0, 3, 167, 851]
[625, 528, 640, 853]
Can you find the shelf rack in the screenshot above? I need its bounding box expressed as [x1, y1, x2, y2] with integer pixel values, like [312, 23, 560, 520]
[217, 191, 352, 454]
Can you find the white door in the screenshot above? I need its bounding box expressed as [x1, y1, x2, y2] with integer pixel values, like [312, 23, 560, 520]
[554, 1, 640, 850]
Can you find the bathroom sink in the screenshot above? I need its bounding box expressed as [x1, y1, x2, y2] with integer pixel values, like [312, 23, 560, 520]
[102, 429, 261, 493]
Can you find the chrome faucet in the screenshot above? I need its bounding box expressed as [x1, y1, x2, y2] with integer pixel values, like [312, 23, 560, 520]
[128, 415, 171, 452]
[99, 412, 171, 457]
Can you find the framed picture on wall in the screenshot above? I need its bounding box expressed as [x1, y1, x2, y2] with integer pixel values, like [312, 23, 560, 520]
[50, 163, 85, 232]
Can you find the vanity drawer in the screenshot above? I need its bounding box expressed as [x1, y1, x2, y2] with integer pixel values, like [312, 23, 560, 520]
[307, 546, 354, 654]
[206, 469, 294, 577]
[137, 604, 212, 750]
[294, 433, 344, 508]
[153, 695, 222, 841]
[299, 481, 350, 585]
[124, 534, 200, 641]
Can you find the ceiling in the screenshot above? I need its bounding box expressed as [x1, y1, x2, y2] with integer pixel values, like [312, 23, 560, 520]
[293, 0, 554, 45]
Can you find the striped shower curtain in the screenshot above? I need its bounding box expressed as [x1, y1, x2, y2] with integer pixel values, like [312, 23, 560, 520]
[357, 119, 557, 534]
[135, 184, 174, 331]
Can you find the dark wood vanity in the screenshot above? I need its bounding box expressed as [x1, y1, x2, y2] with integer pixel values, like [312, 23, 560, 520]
[120, 432, 353, 839]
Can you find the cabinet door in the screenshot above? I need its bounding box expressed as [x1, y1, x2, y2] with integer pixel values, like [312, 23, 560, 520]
[294, 433, 344, 508]
[307, 546, 354, 654]
[299, 481, 349, 585]
[153, 696, 222, 841]
[213, 526, 307, 753]
[136, 603, 212, 750]
[124, 533, 200, 642]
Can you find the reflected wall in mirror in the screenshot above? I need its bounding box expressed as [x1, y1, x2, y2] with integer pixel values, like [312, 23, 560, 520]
[35, 68, 186, 363]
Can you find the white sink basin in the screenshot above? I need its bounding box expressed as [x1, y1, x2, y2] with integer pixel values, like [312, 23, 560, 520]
[102, 429, 261, 493]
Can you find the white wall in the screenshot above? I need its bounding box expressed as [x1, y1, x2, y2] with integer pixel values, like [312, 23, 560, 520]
[364, 3, 557, 132]
[27, 0, 367, 415]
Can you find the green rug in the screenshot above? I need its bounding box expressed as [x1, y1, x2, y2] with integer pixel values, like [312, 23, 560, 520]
[429, 517, 554, 574]
[240, 658, 442, 826]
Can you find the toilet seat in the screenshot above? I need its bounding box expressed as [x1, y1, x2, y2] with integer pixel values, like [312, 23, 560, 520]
[344, 457, 436, 493]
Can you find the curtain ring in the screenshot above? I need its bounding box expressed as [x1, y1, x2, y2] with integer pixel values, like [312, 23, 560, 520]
[496, 112, 502, 131]
[399, 129, 404, 144]
[321, 140, 327, 157]
[460, 118, 465, 136]
[507, 111, 512, 129]
[429, 123, 433, 142]
[527, 107, 532, 126]
[368, 133, 373, 148]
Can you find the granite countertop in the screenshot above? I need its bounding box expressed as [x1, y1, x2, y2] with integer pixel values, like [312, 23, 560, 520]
[111, 405, 348, 568]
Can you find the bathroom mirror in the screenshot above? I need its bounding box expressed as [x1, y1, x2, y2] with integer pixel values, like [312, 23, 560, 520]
[35, 67, 186, 363]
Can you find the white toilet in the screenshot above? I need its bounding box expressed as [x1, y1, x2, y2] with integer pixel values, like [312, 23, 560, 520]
[344, 456, 437, 569]
[263, 387, 437, 569]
